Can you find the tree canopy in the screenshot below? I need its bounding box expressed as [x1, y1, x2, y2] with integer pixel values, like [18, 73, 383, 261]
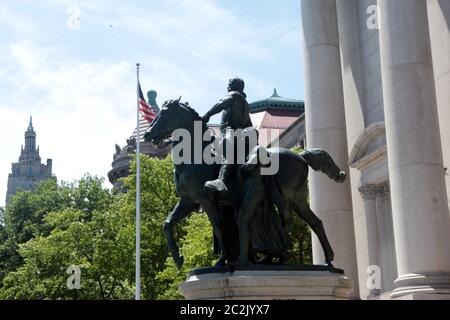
[0, 151, 312, 299]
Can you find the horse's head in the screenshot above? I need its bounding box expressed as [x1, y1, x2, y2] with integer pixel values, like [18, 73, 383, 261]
[144, 97, 203, 145]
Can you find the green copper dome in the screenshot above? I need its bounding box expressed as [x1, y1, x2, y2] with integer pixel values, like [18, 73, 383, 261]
[249, 88, 304, 113]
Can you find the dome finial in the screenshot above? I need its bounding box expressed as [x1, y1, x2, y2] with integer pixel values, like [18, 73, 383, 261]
[272, 88, 280, 97]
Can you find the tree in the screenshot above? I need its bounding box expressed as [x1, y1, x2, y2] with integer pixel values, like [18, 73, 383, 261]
[0, 207, 5, 242]
[121, 155, 181, 299]
[0, 207, 10, 286]
[0, 155, 183, 300]
[0, 178, 67, 288]
[0, 199, 134, 299]
[0, 175, 120, 290]
[0, 150, 312, 300]
[0, 175, 135, 299]
[156, 213, 215, 300]
[4, 178, 69, 244]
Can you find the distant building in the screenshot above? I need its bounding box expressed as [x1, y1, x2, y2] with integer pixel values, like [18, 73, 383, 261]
[249, 89, 305, 148]
[6, 117, 54, 204]
[108, 133, 170, 191]
[108, 90, 170, 191]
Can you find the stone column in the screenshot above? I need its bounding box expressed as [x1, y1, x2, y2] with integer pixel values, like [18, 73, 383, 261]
[301, 0, 359, 295]
[427, 0, 450, 205]
[379, 0, 450, 299]
[375, 184, 397, 294]
[358, 185, 381, 297]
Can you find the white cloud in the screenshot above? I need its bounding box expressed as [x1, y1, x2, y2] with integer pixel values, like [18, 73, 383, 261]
[0, 42, 135, 206]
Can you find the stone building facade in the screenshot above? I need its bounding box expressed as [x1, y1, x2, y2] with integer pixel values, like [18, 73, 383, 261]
[299, 0, 450, 299]
[6, 117, 53, 204]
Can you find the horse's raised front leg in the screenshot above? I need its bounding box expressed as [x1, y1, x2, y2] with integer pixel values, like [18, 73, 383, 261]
[292, 202, 335, 267]
[164, 198, 198, 269]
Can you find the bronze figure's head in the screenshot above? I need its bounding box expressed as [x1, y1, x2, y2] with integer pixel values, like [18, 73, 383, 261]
[227, 78, 245, 93]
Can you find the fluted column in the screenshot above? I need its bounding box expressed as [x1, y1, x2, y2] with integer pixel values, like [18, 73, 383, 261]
[379, 0, 450, 299]
[375, 184, 397, 293]
[301, 0, 358, 295]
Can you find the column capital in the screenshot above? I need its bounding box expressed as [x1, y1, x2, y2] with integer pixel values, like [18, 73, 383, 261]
[358, 185, 377, 200]
[376, 182, 389, 200]
[359, 183, 390, 200]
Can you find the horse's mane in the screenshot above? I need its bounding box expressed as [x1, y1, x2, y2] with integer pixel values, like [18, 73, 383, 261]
[179, 102, 202, 121]
[175, 101, 209, 133]
[162, 99, 209, 133]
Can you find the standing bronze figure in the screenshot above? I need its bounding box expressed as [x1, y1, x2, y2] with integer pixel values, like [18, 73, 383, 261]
[202, 78, 253, 196]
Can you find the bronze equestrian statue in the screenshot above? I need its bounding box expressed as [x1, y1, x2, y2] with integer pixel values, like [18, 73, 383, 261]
[143, 81, 346, 269]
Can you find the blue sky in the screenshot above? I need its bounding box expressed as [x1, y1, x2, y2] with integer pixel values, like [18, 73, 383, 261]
[0, 0, 304, 206]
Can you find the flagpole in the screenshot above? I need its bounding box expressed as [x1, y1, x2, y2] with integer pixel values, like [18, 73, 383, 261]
[135, 62, 141, 300]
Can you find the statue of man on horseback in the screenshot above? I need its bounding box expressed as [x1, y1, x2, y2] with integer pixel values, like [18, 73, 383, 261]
[143, 79, 345, 270]
[202, 78, 254, 196]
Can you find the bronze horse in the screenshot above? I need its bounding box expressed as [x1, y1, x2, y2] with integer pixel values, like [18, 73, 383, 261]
[144, 99, 346, 268]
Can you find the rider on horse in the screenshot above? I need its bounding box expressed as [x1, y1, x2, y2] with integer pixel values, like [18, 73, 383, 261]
[202, 78, 253, 195]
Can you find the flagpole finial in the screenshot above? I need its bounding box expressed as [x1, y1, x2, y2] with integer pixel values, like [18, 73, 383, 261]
[136, 63, 140, 68]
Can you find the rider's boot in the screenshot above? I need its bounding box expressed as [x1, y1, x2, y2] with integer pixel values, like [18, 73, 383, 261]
[205, 164, 234, 194]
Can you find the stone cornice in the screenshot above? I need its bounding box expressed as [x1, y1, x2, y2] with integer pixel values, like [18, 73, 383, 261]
[349, 122, 387, 171]
[352, 145, 387, 171]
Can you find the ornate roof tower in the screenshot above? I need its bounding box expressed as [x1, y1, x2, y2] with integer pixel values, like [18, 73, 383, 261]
[6, 117, 54, 204]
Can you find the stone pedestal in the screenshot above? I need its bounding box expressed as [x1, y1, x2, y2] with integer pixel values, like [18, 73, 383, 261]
[179, 268, 353, 300]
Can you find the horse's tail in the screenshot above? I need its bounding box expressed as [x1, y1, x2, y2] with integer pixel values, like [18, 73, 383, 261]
[299, 148, 346, 183]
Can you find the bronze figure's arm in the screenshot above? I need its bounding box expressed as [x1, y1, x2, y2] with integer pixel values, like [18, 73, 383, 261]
[202, 97, 233, 123]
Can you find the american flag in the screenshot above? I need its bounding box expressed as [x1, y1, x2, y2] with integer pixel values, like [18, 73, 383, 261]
[138, 82, 157, 123]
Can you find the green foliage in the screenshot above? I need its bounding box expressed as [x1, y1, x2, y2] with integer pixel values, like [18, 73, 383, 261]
[122, 155, 180, 299]
[0, 207, 5, 241]
[156, 213, 215, 300]
[0, 149, 314, 299]
[285, 217, 313, 265]
[0, 237, 18, 290]
[5, 177, 67, 244]
[0, 175, 119, 290]
[0, 178, 66, 288]
[0, 207, 11, 287]
[0, 155, 182, 300]
[0, 176, 134, 299]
